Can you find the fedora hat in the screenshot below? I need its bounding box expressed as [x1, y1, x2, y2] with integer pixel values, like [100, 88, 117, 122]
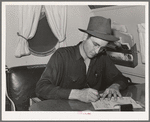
[79, 16, 119, 42]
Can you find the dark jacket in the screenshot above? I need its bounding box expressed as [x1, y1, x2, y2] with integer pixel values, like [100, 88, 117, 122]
[36, 43, 128, 100]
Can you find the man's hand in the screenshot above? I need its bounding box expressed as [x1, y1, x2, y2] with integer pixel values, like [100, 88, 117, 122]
[78, 88, 100, 102]
[69, 88, 99, 103]
[101, 83, 122, 101]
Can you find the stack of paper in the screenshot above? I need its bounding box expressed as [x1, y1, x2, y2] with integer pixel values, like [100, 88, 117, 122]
[92, 97, 142, 110]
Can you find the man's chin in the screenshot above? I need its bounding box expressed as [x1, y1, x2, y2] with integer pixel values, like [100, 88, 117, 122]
[88, 55, 95, 59]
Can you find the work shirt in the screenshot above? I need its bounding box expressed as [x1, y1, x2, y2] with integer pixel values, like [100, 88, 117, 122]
[36, 42, 128, 100]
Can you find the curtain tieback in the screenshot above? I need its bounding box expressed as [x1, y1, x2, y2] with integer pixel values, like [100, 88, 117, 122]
[59, 36, 66, 43]
[17, 32, 28, 40]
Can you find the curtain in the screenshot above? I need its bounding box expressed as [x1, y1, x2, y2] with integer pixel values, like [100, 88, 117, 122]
[15, 5, 42, 58]
[137, 23, 145, 64]
[44, 5, 67, 48]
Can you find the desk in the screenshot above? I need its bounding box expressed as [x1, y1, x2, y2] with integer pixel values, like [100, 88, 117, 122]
[29, 84, 145, 111]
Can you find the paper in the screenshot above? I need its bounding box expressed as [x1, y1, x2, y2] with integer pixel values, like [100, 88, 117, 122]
[112, 30, 134, 47]
[92, 97, 142, 110]
[137, 23, 145, 64]
[112, 22, 128, 33]
[107, 51, 133, 61]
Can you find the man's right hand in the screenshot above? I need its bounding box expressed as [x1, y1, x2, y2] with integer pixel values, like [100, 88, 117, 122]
[69, 88, 99, 103]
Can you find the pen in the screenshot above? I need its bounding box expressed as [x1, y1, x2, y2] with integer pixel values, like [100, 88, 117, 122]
[86, 83, 101, 100]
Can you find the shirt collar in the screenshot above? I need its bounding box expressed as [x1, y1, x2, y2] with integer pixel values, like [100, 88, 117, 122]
[75, 42, 83, 60]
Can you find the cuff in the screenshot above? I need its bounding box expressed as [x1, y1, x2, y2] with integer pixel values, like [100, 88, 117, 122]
[57, 88, 72, 99]
[113, 75, 129, 90]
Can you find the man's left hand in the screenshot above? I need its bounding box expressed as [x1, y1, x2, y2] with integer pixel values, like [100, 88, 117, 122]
[101, 83, 122, 101]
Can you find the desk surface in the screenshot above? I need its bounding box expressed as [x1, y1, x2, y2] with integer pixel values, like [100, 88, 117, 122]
[29, 84, 145, 111]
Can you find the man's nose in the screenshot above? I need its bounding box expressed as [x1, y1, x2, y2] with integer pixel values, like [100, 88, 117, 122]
[95, 47, 100, 54]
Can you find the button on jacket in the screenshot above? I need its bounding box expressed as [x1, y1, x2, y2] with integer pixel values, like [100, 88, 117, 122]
[36, 42, 128, 100]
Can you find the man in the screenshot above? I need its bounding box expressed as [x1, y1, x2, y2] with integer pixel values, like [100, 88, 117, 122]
[36, 16, 129, 103]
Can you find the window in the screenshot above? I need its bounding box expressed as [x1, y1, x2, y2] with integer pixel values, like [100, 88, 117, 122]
[28, 12, 58, 56]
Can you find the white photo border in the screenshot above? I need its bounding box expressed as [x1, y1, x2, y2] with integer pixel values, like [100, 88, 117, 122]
[2, 1, 149, 121]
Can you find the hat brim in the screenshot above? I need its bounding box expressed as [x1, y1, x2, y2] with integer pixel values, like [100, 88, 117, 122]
[79, 29, 119, 42]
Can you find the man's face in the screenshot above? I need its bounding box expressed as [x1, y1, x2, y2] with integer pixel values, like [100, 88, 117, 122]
[83, 36, 108, 58]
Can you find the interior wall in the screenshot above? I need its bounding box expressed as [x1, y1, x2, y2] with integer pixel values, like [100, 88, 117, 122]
[6, 5, 145, 83]
[91, 6, 145, 83]
[6, 5, 92, 68]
